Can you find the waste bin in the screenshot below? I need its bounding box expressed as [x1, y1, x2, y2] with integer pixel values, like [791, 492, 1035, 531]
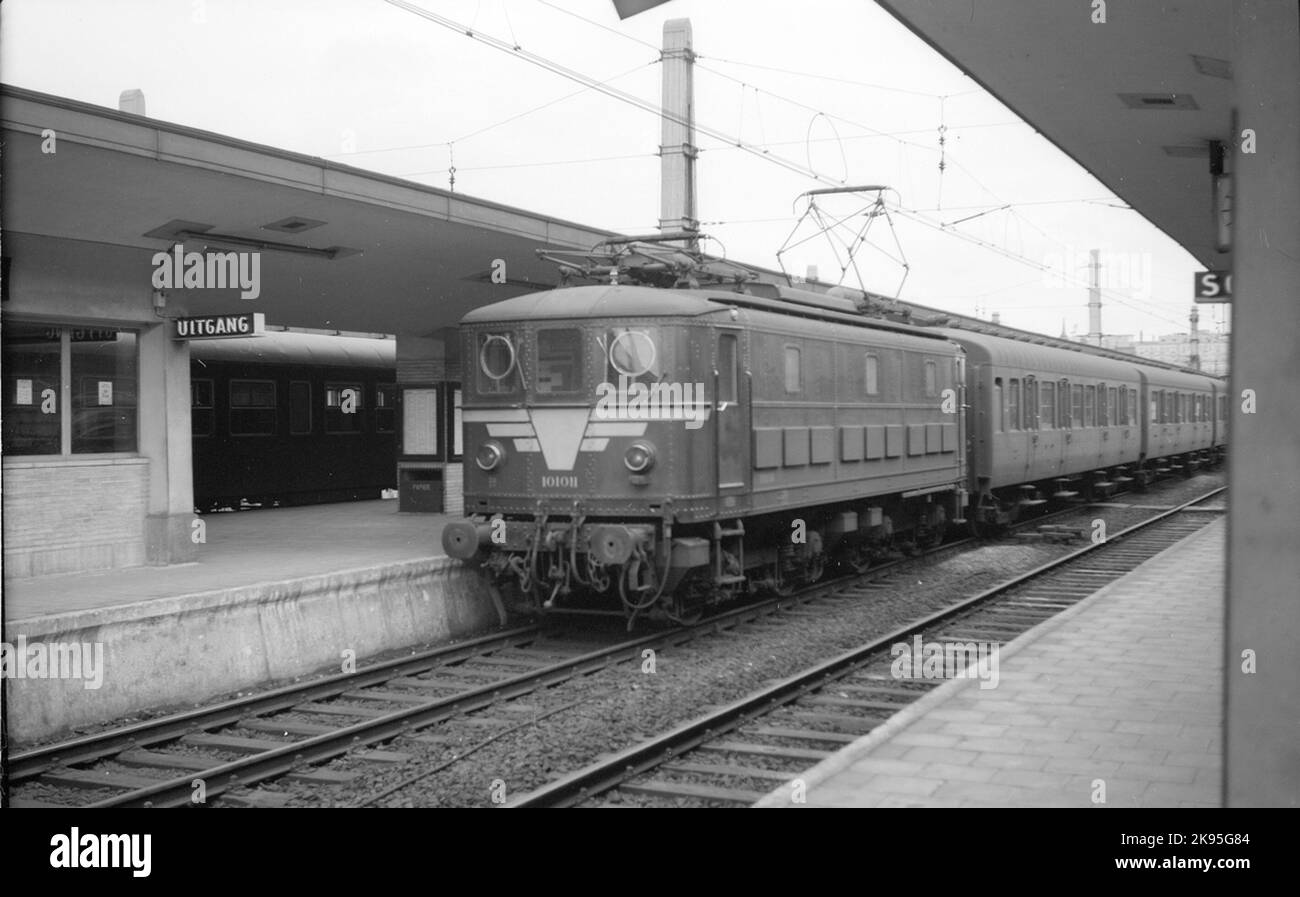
[398, 465, 444, 512]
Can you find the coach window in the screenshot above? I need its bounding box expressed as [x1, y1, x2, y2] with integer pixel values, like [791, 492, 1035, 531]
[289, 381, 312, 435]
[1128, 389, 1138, 425]
[325, 382, 363, 434]
[1071, 384, 1083, 428]
[1024, 377, 1038, 429]
[865, 353, 879, 396]
[1084, 385, 1096, 427]
[192, 379, 215, 437]
[1150, 392, 1160, 423]
[1097, 382, 1108, 426]
[376, 383, 396, 433]
[784, 346, 802, 393]
[230, 379, 277, 436]
[1007, 378, 1021, 430]
[993, 378, 1004, 431]
[1039, 381, 1056, 429]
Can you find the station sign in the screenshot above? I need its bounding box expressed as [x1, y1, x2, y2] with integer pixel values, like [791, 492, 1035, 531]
[1193, 270, 1232, 303]
[172, 312, 266, 340]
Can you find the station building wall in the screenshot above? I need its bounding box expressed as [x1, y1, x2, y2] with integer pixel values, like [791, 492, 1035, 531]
[2, 235, 196, 577]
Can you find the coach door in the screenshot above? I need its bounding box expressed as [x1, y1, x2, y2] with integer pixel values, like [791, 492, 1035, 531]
[715, 330, 749, 496]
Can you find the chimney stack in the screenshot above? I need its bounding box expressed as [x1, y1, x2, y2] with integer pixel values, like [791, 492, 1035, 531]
[119, 89, 146, 116]
[1086, 248, 1103, 346]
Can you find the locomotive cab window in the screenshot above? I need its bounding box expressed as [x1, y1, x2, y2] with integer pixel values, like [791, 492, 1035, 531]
[476, 332, 520, 395]
[784, 346, 801, 393]
[326, 383, 363, 434]
[536, 328, 583, 395]
[718, 333, 738, 404]
[230, 379, 276, 436]
[192, 378, 214, 438]
[606, 328, 661, 383]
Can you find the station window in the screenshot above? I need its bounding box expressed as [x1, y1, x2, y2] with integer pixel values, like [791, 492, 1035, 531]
[865, 354, 879, 396]
[923, 359, 938, 398]
[784, 346, 802, 393]
[325, 382, 362, 434]
[1039, 381, 1056, 430]
[192, 379, 215, 437]
[536, 328, 584, 395]
[376, 383, 396, 433]
[289, 381, 312, 435]
[1084, 385, 1096, 427]
[993, 378, 1004, 432]
[2, 324, 139, 456]
[1071, 384, 1083, 428]
[230, 379, 277, 436]
[1007, 379, 1021, 430]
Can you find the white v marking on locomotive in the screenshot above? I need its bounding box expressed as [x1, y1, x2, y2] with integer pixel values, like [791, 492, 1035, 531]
[528, 408, 592, 471]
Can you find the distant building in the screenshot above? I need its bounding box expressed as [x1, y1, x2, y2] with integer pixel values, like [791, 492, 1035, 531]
[1075, 331, 1229, 376]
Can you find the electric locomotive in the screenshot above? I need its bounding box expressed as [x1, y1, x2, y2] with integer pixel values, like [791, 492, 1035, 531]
[441, 282, 969, 624]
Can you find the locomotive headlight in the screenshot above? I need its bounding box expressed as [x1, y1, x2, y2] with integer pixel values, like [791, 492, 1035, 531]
[624, 441, 656, 474]
[476, 440, 505, 471]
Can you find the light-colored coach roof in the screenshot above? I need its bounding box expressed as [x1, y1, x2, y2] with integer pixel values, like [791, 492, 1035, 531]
[190, 331, 395, 368]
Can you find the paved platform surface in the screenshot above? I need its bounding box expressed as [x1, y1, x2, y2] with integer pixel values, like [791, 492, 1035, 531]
[758, 516, 1225, 808]
[5, 501, 450, 622]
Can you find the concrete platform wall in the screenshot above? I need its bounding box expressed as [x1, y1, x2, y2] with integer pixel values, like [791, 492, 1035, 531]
[3, 557, 502, 744]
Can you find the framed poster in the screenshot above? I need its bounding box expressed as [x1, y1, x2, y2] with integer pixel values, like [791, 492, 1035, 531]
[401, 386, 440, 458]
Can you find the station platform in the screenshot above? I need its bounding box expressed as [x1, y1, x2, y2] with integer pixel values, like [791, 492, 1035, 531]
[3, 501, 499, 745]
[757, 516, 1226, 808]
[6, 499, 449, 622]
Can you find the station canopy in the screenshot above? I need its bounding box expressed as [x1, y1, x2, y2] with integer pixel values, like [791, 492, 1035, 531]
[1, 85, 614, 338]
[876, 0, 1234, 272]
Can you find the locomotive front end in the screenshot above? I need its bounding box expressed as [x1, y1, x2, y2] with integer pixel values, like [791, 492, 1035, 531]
[442, 287, 714, 621]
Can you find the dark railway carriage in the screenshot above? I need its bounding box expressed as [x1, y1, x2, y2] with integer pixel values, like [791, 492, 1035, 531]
[444, 284, 966, 622]
[190, 332, 397, 510]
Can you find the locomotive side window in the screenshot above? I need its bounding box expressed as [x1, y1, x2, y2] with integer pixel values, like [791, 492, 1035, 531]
[1071, 385, 1083, 428]
[924, 360, 938, 398]
[1039, 381, 1055, 429]
[536, 328, 583, 395]
[325, 382, 363, 434]
[376, 383, 396, 434]
[865, 354, 879, 396]
[477, 332, 520, 395]
[1007, 379, 1020, 430]
[784, 346, 801, 393]
[289, 381, 312, 435]
[230, 379, 276, 436]
[1084, 385, 1096, 427]
[192, 379, 214, 438]
[718, 334, 738, 404]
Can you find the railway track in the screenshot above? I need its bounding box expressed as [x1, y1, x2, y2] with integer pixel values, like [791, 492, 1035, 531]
[507, 486, 1226, 807]
[7, 482, 1213, 808]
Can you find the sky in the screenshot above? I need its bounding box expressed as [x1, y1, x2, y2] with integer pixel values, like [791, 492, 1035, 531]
[0, 0, 1230, 341]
